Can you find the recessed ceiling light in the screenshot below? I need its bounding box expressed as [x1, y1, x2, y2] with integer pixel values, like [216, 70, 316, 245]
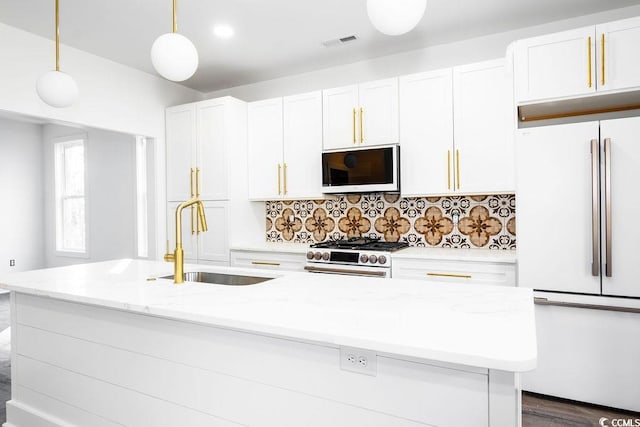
[213, 25, 234, 39]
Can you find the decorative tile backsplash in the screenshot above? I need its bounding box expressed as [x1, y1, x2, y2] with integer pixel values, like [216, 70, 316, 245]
[266, 194, 516, 250]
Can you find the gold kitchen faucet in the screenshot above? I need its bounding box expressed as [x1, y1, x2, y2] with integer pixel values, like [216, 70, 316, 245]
[164, 197, 208, 284]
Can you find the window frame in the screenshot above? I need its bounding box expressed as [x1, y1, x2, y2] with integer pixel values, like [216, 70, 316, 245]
[53, 134, 90, 258]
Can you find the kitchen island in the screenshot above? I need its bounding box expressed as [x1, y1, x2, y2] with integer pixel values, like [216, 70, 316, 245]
[0, 259, 536, 427]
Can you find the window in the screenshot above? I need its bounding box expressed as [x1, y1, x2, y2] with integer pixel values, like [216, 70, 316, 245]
[54, 138, 86, 254]
[135, 136, 149, 258]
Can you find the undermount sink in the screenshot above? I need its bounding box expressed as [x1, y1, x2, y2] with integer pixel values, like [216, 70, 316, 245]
[160, 272, 272, 286]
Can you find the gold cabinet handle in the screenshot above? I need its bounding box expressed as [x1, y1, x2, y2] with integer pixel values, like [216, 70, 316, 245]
[190, 168, 195, 197]
[360, 107, 364, 144]
[587, 36, 593, 88]
[277, 163, 282, 195]
[447, 150, 451, 190]
[455, 149, 461, 190]
[251, 261, 281, 267]
[427, 272, 472, 279]
[191, 206, 195, 235]
[283, 162, 288, 195]
[601, 33, 605, 86]
[195, 167, 200, 198]
[352, 108, 357, 144]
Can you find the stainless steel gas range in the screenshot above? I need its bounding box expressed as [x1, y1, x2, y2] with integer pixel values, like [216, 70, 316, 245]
[304, 237, 409, 278]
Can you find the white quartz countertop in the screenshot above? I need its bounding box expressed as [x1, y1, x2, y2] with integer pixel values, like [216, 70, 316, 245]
[230, 242, 311, 254]
[391, 247, 517, 263]
[0, 259, 535, 372]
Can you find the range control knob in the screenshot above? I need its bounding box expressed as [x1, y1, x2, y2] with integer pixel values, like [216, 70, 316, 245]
[369, 255, 378, 264]
[322, 252, 330, 261]
[378, 255, 387, 265]
[314, 252, 323, 260]
[360, 254, 369, 263]
[306, 251, 315, 260]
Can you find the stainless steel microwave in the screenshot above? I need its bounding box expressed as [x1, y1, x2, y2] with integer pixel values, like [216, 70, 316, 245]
[321, 145, 399, 193]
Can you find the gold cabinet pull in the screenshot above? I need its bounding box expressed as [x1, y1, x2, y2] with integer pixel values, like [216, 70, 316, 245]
[587, 36, 593, 88]
[190, 168, 195, 197]
[601, 33, 605, 86]
[352, 108, 357, 144]
[277, 163, 282, 195]
[427, 272, 472, 279]
[360, 107, 364, 144]
[191, 206, 196, 235]
[195, 167, 200, 197]
[283, 163, 288, 195]
[251, 261, 281, 267]
[455, 149, 461, 190]
[447, 150, 451, 190]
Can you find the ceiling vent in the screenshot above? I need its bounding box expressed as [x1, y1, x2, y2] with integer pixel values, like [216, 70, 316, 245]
[322, 35, 358, 48]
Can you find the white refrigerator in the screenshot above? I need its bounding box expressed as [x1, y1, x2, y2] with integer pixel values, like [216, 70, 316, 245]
[516, 116, 640, 411]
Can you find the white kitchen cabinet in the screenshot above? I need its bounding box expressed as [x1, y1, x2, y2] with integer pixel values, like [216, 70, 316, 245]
[399, 60, 514, 196]
[166, 103, 196, 202]
[248, 98, 283, 200]
[514, 26, 596, 103]
[283, 91, 323, 199]
[515, 16, 640, 103]
[230, 249, 306, 271]
[597, 16, 640, 92]
[248, 92, 323, 200]
[399, 69, 454, 196]
[167, 201, 229, 264]
[323, 78, 398, 150]
[392, 257, 516, 287]
[453, 59, 515, 194]
[166, 97, 246, 202]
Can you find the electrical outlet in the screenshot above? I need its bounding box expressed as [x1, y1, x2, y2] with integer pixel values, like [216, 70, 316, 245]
[9, 260, 15, 267]
[339, 346, 377, 376]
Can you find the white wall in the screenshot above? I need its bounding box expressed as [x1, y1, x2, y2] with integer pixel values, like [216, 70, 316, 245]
[0, 23, 202, 260]
[0, 117, 45, 275]
[205, 5, 640, 101]
[42, 124, 138, 268]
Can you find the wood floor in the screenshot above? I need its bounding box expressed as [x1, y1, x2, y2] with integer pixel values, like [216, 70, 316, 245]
[0, 292, 637, 426]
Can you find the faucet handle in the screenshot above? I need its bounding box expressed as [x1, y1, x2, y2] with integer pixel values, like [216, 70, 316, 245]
[164, 240, 174, 262]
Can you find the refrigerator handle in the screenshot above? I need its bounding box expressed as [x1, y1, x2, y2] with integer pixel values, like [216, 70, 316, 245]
[604, 138, 612, 277]
[590, 139, 600, 277]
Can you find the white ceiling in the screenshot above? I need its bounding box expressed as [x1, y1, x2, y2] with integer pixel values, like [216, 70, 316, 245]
[1, 0, 639, 93]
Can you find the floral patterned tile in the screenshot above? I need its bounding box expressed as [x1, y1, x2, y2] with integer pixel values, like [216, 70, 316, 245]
[266, 193, 516, 250]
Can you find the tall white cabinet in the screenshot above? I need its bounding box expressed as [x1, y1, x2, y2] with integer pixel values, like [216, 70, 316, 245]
[400, 59, 514, 196]
[165, 97, 247, 265]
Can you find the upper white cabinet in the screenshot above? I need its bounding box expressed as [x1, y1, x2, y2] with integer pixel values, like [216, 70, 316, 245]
[515, 16, 640, 103]
[399, 69, 454, 196]
[166, 97, 245, 202]
[248, 98, 283, 200]
[283, 91, 323, 199]
[453, 59, 515, 194]
[597, 16, 640, 92]
[248, 91, 323, 200]
[323, 78, 398, 150]
[166, 104, 196, 202]
[400, 60, 514, 196]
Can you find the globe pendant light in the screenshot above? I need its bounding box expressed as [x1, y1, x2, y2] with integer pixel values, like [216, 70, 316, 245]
[367, 0, 427, 36]
[36, 0, 78, 108]
[151, 0, 199, 82]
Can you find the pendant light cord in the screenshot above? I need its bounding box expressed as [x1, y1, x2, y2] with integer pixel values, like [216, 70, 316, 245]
[55, 0, 60, 71]
[172, 0, 178, 33]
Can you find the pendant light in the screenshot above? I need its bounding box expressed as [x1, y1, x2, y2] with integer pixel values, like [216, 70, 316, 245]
[151, 0, 199, 82]
[36, 0, 78, 108]
[367, 0, 427, 36]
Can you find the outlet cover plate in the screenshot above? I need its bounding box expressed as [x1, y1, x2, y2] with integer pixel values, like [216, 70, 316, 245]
[339, 346, 377, 376]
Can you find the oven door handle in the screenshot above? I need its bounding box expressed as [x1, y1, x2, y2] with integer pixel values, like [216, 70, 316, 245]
[304, 265, 387, 277]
